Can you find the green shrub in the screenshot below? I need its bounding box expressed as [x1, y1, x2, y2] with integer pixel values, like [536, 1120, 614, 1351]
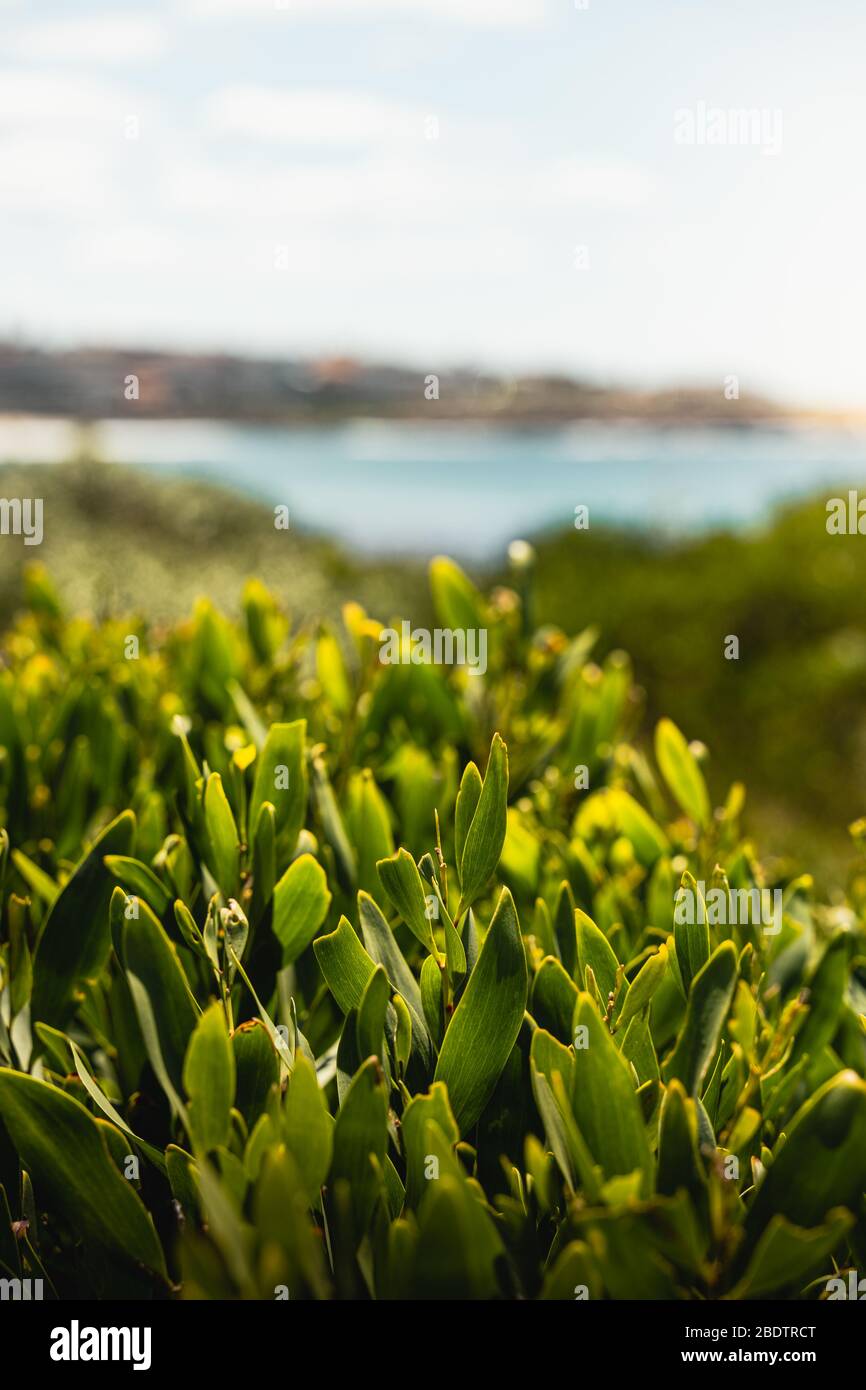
[1, 558, 865, 1301]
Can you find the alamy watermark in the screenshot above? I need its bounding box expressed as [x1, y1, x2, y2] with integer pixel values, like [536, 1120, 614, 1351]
[674, 103, 783, 156]
[379, 621, 487, 677]
[0, 497, 43, 545]
[674, 879, 782, 935]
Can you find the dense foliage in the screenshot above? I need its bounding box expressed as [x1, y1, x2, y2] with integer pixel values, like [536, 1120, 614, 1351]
[3, 461, 862, 875]
[1, 556, 866, 1300]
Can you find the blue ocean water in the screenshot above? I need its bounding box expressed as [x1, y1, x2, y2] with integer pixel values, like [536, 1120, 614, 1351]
[8, 416, 866, 557]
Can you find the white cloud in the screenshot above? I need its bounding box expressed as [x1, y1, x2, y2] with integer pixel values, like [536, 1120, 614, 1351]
[81, 226, 184, 270]
[11, 15, 167, 63]
[205, 86, 422, 146]
[0, 71, 137, 125]
[186, 0, 549, 28]
[537, 158, 653, 208]
[0, 134, 109, 210]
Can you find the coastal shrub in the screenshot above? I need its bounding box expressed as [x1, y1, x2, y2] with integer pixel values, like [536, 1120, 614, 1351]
[1, 559, 865, 1300]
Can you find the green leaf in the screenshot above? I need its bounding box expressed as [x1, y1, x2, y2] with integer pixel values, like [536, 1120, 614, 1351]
[67, 1037, 166, 1172]
[358, 889, 433, 1073]
[531, 956, 580, 1043]
[184, 1001, 236, 1153]
[203, 772, 240, 897]
[104, 855, 172, 917]
[313, 916, 377, 1015]
[575, 909, 620, 1002]
[123, 898, 197, 1101]
[31, 810, 135, 1026]
[356, 965, 391, 1068]
[457, 733, 509, 912]
[554, 880, 577, 976]
[0, 1071, 166, 1291]
[745, 1070, 866, 1239]
[330, 1055, 389, 1239]
[454, 762, 483, 874]
[392, 992, 412, 1079]
[433, 887, 527, 1132]
[608, 789, 668, 866]
[251, 800, 276, 924]
[232, 1019, 280, 1129]
[283, 1052, 333, 1203]
[272, 852, 332, 966]
[345, 769, 394, 903]
[311, 750, 356, 893]
[429, 554, 486, 633]
[10, 850, 59, 907]
[412, 1172, 506, 1299]
[249, 720, 307, 854]
[665, 941, 738, 1095]
[655, 717, 711, 828]
[791, 931, 848, 1067]
[376, 848, 440, 959]
[571, 993, 653, 1193]
[656, 1080, 709, 1223]
[420, 954, 444, 1049]
[401, 1082, 460, 1207]
[674, 871, 710, 995]
[731, 1210, 854, 1299]
[615, 944, 668, 1033]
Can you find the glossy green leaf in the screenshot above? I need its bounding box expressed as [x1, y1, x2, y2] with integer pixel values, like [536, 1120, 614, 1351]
[232, 1019, 280, 1129]
[665, 941, 738, 1095]
[104, 855, 171, 917]
[615, 944, 668, 1033]
[376, 847, 440, 959]
[674, 871, 710, 995]
[454, 762, 483, 874]
[457, 733, 508, 912]
[272, 852, 332, 966]
[571, 993, 653, 1192]
[313, 915, 377, 1015]
[184, 1001, 235, 1153]
[531, 956, 579, 1043]
[249, 719, 307, 854]
[203, 772, 240, 896]
[358, 889, 433, 1072]
[123, 897, 197, 1100]
[283, 1052, 333, 1203]
[31, 810, 135, 1026]
[433, 887, 527, 1132]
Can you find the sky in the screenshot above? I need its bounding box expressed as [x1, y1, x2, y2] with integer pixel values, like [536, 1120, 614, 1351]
[1, 0, 865, 407]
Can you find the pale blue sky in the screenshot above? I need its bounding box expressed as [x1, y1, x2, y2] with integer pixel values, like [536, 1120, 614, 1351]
[1, 0, 865, 406]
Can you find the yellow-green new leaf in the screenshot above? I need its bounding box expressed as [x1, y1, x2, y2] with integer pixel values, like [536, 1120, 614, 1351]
[272, 853, 332, 966]
[655, 717, 711, 829]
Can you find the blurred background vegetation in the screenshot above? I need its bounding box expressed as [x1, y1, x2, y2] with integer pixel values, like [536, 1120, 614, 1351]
[1, 459, 863, 884]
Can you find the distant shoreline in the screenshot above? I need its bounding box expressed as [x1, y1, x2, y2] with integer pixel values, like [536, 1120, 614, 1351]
[4, 343, 860, 429]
